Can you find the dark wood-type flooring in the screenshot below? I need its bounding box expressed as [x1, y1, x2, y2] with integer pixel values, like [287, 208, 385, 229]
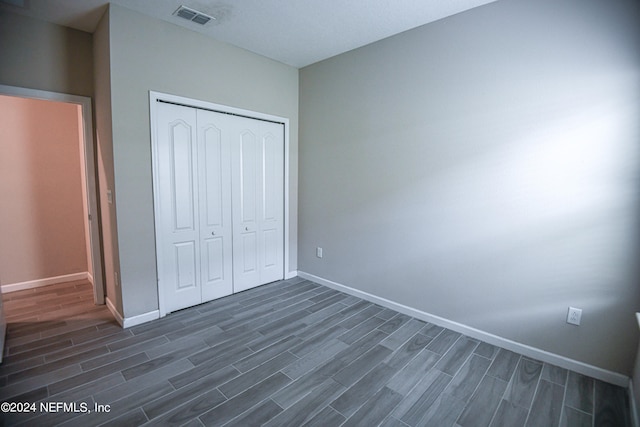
[0, 278, 631, 426]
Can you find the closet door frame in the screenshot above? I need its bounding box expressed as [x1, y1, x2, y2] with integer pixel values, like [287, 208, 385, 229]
[150, 91, 292, 318]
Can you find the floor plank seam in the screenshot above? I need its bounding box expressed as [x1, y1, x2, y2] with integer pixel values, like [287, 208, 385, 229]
[0, 278, 632, 427]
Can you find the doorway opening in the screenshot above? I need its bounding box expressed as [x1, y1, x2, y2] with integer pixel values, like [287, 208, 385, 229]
[0, 85, 105, 305]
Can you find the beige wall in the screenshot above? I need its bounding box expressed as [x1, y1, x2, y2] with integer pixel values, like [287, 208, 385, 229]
[0, 10, 93, 97]
[0, 95, 88, 285]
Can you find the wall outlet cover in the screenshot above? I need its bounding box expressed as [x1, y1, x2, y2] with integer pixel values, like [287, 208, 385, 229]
[567, 307, 582, 326]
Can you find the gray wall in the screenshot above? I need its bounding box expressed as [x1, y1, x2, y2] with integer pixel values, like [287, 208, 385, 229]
[106, 5, 299, 318]
[93, 8, 122, 314]
[0, 10, 93, 97]
[299, 0, 640, 375]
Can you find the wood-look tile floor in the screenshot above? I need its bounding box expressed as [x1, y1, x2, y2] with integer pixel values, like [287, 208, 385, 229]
[0, 278, 631, 426]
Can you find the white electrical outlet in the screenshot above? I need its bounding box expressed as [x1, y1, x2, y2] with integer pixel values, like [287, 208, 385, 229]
[316, 247, 323, 258]
[567, 307, 582, 326]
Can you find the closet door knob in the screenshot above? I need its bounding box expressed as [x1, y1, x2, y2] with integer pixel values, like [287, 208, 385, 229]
[211, 231, 215, 236]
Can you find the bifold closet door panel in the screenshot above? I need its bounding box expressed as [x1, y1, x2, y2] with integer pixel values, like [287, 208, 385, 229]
[156, 103, 202, 313]
[197, 109, 233, 302]
[231, 117, 284, 292]
[259, 121, 285, 285]
[155, 101, 284, 312]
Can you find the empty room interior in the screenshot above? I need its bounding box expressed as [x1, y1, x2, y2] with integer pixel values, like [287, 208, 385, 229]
[0, 0, 639, 425]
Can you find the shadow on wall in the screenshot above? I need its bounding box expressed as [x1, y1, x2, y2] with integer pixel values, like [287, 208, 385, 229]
[61, 26, 94, 95]
[317, 83, 640, 373]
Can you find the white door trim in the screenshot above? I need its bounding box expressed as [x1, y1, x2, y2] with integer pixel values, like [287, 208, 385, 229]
[0, 84, 105, 305]
[149, 91, 291, 317]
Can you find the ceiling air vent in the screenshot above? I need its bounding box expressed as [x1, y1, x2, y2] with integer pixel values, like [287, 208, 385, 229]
[173, 5, 214, 25]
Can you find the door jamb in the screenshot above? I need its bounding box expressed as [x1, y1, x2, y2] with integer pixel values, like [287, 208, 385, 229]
[149, 91, 291, 318]
[0, 84, 105, 305]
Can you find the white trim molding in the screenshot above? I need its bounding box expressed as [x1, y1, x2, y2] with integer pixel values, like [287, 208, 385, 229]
[285, 270, 299, 280]
[106, 297, 159, 328]
[1, 272, 90, 294]
[123, 310, 160, 328]
[298, 271, 631, 388]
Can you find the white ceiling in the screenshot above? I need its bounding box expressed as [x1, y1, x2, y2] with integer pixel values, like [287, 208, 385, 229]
[1, 0, 499, 68]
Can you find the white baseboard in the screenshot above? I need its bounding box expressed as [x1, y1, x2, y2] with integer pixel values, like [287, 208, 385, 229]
[123, 310, 160, 328]
[298, 271, 630, 388]
[1, 272, 90, 294]
[87, 272, 94, 285]
[105, 297, 159, 329]
[285, 270, 299, 280]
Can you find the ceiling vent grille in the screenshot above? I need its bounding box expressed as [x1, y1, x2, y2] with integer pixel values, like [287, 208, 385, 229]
[173, 5, 214, 25]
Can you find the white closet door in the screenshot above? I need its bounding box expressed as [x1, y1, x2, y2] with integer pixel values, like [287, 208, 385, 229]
[155, 100, 284, 312]
[197, 109, 233, 301]
[156, 103, 202, 313]
[232, 117, 284, 292]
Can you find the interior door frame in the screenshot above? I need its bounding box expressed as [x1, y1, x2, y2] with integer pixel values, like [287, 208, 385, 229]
[149, 91, 291, 317]
[0, 84, 106, 305]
